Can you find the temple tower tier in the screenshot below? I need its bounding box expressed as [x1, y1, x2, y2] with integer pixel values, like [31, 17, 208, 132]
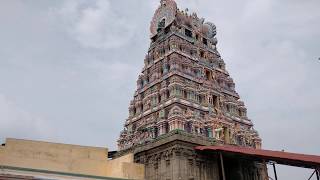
[117, 1, 265, 179]
[118, 0, 261, 151]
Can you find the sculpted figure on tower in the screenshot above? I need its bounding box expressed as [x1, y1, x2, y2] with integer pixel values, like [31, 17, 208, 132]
[118, 0, 261, 150]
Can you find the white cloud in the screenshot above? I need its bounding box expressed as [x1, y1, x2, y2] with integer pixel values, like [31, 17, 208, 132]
[55, 0, 136, 49]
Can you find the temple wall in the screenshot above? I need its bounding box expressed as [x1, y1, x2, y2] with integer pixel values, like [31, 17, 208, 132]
[130, 132, 267, 180]
[106, 154, 145, 179]
[0, 138, 144, 180]
[135, 143, 221, 180]
[133, 132, 220, 180]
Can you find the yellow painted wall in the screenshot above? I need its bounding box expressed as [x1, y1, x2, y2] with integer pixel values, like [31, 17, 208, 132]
[0, 146, 4, 157]
[0, 138, 144, 180]
[105, 154, 145, 179]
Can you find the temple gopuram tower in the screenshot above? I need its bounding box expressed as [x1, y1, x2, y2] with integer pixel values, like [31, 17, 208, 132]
[118, 0, 266, 179]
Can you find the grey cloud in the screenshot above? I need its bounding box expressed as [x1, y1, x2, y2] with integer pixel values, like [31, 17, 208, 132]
[0, 0, 319, 179]
[0, 93, 53, 142]
[54, 0, 137, 49]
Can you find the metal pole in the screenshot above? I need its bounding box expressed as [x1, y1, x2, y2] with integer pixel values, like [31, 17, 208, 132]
[219, 152, 226, 180]
[316, 169, 319, 180]
[307, 170, 315, 180]
[272, 163, 278, 180]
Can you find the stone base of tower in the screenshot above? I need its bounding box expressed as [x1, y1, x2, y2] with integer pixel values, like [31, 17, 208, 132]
[117, 130, 267, 180]
[133, 130, 217, 180]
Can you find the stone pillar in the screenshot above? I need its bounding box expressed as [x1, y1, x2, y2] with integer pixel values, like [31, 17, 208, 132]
[224, 127, 230, 144]
[208, 127, 212, 138]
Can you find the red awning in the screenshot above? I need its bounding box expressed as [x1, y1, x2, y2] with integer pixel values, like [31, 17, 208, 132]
[195, 145, 320, 169]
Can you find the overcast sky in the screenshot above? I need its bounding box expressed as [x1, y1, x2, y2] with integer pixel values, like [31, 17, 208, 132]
[0, 0, 319, 179]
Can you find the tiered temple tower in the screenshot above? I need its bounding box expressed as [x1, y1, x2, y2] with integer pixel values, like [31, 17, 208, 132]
[117, 1, 266, 179]
[118, 0, 261, 151]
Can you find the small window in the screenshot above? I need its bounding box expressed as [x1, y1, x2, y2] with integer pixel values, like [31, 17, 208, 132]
[199, 96, 203, 104]
[132, 123, 137, 131]
[205, 70, 211, 80]
[157, 19, 166, 32]
[165, 122, 169, 133]
[185, 29, 192, 38]
[226, 105, 231, 112]
[194, 69, 198, 76]
[203, 38, 208, 45]
[166, 90, 170, 98]
[164, 26, 170, 34]
[184, 90, 188, 99]
[212, 95, 218, 107]
[200, 51, 205, 58]
[151, 35, 158, 42]
[154, 127, 159, 138]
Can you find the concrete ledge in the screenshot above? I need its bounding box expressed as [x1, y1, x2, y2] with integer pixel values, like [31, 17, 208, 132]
[117, 130, 216, 156]
[0, 165, 130, 180]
